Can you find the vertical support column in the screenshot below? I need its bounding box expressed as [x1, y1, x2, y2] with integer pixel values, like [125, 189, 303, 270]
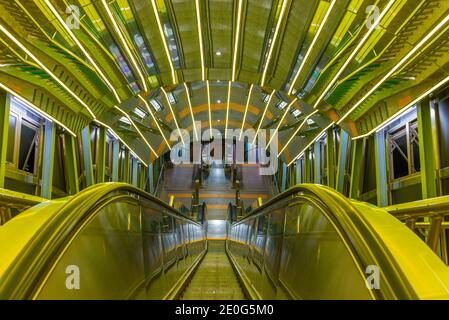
[304, 149, 311, 183]
[123, 148, 130, 183]
[63, 133, 79, 195]
[314, 141, 321, 184]
[326, 128, 335, 188]
[148, 163, 154, 194]
[336, 130, 349, 193]
[375, 129, 389, 207]
[111, 140, 120, 182]
[418, 99, 438, 199]
[290, 163, 296, 187]
[81, 126, 94, 187]
[0, 91, 10, 188]
[95, 126, 106, 184]
[296, 159, 302, 184]
[139, 164, 146, 189]
[349, 138, 365, 200]
[131, 157, 138, 187]
[281, 162, 287, 191]
[41, 120, 56, 199]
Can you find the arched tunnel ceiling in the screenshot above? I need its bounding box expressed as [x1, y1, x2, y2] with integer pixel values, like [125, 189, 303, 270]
[0, 0, 448, 164]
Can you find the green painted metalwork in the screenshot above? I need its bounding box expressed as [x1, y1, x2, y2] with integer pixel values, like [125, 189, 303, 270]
[131, 157, 138, 187]
[63, 133, 79, 195]
[123, 148, 130, 183]
[296, 159, 302, 184]
[111, 140, 120, 182]
[336, 130, 349, 194]
[281, 162, 287, 191]
[314, 141, 321, 184]
[81, 126, 94, 187]
[304, 149, 311, 183]
[349, 138, 365, 200]
[375, 129, 389, 207]
[41, 120, 55, 199]
[0, 91, 10, 189]
[418, 99, 438, 199]
[148, 163, 154, 194]
[95, 126, 106, 184]
[139, 164, 146, 190]
[326, 128, 335, 189]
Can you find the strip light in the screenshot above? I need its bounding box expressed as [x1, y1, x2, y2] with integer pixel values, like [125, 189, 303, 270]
[102, 0, 148, 92]
[150, 0, 176, 84]
[232, 0, 244, 81]
[239, 84, 254, 140]
[0, 82, 76, 136]
[225, 81, 232, 138]
[287, 0, 337, 95]
[260, 0, 288, 87]
[94, 119, 148, 166]
[337, 13, 449, 124]
[0, 24, 96, 119]
[313, 0, 395, 109]
[207, 80, 212, 133]
[113, 105, 157, 156]
[252, 90, 276, 144]
[354, 75, 449, 140]
[138, 95, 171, 150]
[277, 110, 319, 157]
[266, 98, 297, 148]
[161, 87, 185, 145]
[287, 122, 334, 166]
[44, 0, 121, 104]
[195, 0, 205, 80]
[184, 83, 199, 141]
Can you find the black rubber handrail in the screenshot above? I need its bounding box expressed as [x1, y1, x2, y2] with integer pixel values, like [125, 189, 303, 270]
[229, 183, 418, 300]
[0, 183, 203, 299]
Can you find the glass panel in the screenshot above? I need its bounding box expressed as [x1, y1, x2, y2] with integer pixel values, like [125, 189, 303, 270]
[7, 114, 16, 163]
[279, 202, 371, 299]
[36, 200, 144, 299]
[18, 122, 38, 174]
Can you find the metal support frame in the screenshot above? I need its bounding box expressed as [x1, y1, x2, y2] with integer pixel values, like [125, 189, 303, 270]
[314, 140, 321, 184]
[326, 128, 335, 188]
[349, 138, 365, 200]
[0, 91, 10, 188]
[63, 133, 79, 195]
[41, 120, 56, 199]
[131, 157, 138, 187]
[418, 99, 438, 199]
[81, 126, 94, 187]
[111, 140, 120, 182]
[123, 148, 130, 183]
[304, 148, 311, 183]
[139, 164, 146, 189]
[296, 158, 302, 184]
[281, 162, 287, 191]
[336, 130, 349, 194]
[95, 126, 106, 184]
[375, 129, 389, 207]
[148, 163, 154, 194]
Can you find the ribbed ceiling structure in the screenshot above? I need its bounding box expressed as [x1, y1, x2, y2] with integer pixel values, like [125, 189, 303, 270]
[0, 0, 448, 164]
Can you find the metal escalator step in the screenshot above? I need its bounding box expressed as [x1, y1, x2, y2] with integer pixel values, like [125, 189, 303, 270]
[180, 245, 246, 300]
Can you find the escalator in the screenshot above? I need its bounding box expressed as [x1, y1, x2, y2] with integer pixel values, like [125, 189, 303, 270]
[1, 183, 449, 299]
[180, 241, 246, 300]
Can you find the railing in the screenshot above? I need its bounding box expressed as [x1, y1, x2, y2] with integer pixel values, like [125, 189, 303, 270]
[0, 189, 45, 225]
[0, 183, 207, 299]
[385, 195, 449, 264]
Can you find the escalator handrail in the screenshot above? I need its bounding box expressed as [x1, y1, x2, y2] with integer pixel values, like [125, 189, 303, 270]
[0, 182, 204, 299]
[229, 183, 418, 300]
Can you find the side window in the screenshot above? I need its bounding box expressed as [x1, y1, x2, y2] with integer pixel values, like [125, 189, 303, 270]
[280, 201, 372, 300]
[36, 200, 144, 299]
